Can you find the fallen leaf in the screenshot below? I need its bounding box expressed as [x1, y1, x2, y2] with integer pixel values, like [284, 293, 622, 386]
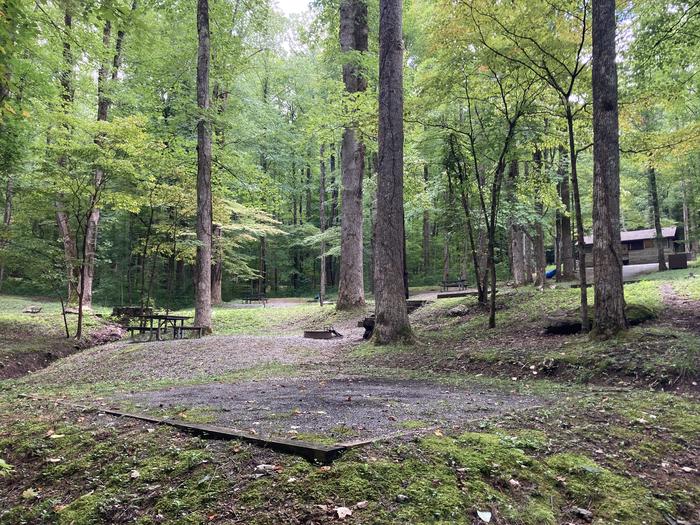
[130, 470, 140, 479]
[22, 488, 39, 499]
[434, 429, 444, 437]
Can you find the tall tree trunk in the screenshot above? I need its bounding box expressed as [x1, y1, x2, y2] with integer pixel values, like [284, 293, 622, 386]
[510, 227, 528, 286]
[0, 175, 13, 291]
[422, 164, 430, 275]
[558, 146, 575, 279]
[532, 148, 547, 288]
[592, 0, 626, 337]
[306, 165, 312, 223]
[374, 0, 411, 343]
[682, 180, 695, 254]
[327, 148, 338, 285]
[83, 7, 132, 309]
[442, 235, 450, 283]
[337, 0, 368, 310]
[211, 223, 223, 304]
[195, 0, 213, 332]
[319, 145, 327, 305]
[258, 237, 267, 294]
[565, 104, 589, 331]
[55, 8, 79, 303]
[648, 167, 668, 271]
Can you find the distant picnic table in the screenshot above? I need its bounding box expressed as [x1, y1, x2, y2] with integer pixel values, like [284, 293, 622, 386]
[243, 293, 267, 307]
[128, 313, 201, 341]
[441, 279, 467, 292]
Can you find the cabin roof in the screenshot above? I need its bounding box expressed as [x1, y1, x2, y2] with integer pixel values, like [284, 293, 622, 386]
[584, 226, 677, 246]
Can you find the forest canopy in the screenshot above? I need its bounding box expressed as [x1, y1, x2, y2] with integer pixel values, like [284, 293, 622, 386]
[0, 0, 698, 329]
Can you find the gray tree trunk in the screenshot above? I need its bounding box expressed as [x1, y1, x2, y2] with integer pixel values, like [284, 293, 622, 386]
[592, 0, 626, 337]
[558, 146, 575, 279]
[647, 167, 668, 271]
[682, 180, 695, 254]
[374, 0, 411, 343]
[211, 223, 223, 305]
[0, 175, 13, 291]
[422, 164, 430, 275]
[336, 0, 368, 310]
[320, 145, 327, 305]
[195, 0, 213, 332]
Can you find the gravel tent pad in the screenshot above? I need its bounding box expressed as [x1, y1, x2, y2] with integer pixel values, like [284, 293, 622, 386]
[110, 377, 541, 446]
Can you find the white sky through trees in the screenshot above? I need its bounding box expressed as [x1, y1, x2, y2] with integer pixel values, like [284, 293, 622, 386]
[276, 0, 310, 15]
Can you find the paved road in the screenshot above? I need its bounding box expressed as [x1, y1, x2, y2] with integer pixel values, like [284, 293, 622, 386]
[586, 262, 660, 282]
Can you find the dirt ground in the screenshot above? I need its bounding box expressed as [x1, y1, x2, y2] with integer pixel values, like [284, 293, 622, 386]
[110, 377, 541, 444]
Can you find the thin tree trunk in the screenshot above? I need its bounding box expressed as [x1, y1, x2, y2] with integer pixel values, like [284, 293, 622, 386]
[648, 167, 668, 271]
[195, 0, 213, 332]
[211, 223, 223, 304]
[422, 164, 430, 275]
[511, 227, 528, 286]
[532, 148, 547, 288]
[566, 105, 589, 331]
[442, 235, 450, 284]
[56, 7, 79, 303]
[592, 0, 626, 336]
[319, 145, 327, 305]
[374, 0, 411, 343]
[306, 165, 312, 223]
[0, 176, 13, 291]
[337, 0, 368, 310]
[558, 146, 575, 279]
[682, 180, 694, 254]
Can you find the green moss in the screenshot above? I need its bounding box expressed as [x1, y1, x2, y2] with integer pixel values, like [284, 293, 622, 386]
[546, 453, 669, 521]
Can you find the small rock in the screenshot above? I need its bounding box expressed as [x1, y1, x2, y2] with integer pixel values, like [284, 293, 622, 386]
[336, 507, 352, 519]
[130, 469, 140, 479]
[572, 507, 593, 521]
[477, 510, 492, 523]
[396, 494, 410, 503]
[448, 305, 469, 317]
[355, 500, 368, 509]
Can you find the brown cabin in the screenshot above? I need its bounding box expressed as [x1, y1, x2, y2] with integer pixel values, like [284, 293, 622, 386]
[583, 226, 681, 266]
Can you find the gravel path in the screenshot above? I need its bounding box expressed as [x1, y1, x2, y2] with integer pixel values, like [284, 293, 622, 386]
[30, 327, 364, 386]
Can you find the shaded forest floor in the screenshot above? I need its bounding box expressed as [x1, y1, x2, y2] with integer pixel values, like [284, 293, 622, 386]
[1, 266, 699, 524]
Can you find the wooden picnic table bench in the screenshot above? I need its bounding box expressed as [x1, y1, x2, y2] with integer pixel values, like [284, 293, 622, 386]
[243, 293, 268, 307]
[441, 279, 467, 292]
[128, 313, 200, 341]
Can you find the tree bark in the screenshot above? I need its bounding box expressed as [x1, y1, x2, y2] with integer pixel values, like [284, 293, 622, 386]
[647, 167, 668, 271]
[337, 0, 368, 310]
[565, 104, 589, 331]
[319, 145, 327, 305]
[0, 175, 13, 291]
[532, 148, 547, 288]
[374, 0, 411, 343]
[682, 180, 695, 254]
[211, 223, 223, 304]
[195, 0, 213, 332]
[558, 146, 575, 279]
[422, 164, 430, 275]
[592, 0, 626, 337]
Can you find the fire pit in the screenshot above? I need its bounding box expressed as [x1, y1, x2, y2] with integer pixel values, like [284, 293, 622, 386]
[303, 326, 343, 340]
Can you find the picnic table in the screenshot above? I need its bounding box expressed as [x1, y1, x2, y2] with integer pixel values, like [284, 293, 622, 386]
[128, 313, 199, 341]
[441, 279, 467, 292]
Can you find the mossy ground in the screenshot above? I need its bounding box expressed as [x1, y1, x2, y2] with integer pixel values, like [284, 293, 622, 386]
[1, 268, 698, 524]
